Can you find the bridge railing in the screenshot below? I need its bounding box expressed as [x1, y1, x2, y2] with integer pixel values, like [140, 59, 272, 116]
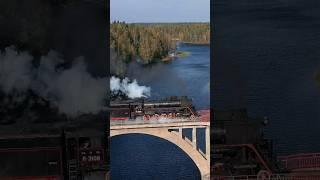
[110, 117, 202, 126]
[211, 174, 320, 180]
[278, 153, 320, 171]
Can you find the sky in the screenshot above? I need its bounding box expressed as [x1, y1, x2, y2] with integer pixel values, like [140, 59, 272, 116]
[110, 0, 210, 23]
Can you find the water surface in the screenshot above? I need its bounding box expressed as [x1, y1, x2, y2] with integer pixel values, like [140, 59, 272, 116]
[213, 0, 320, 155]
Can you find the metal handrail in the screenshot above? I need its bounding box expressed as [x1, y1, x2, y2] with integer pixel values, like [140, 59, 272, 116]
[279, 153, 320, 170]
[212, 174, 320, 180]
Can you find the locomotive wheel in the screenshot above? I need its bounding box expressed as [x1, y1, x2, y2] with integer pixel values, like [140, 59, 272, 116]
[257, 170, 271, 180]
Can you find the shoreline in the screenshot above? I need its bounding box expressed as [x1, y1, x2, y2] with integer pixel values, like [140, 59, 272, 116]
[161, 51, 191, 62]
[181, 42, 210, 46]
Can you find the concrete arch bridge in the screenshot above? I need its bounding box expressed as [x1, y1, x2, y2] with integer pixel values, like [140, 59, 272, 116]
[110, 120, 210, 180]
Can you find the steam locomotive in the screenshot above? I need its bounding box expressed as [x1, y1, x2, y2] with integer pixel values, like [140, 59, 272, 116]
[212, 109, 275, 177]
[110, 96, 199, 121]
[0, 113, 108, 180]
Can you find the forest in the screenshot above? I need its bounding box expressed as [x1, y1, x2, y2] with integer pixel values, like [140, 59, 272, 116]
[110, 22, 210, 64]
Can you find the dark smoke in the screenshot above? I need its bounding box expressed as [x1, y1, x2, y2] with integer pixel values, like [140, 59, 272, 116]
[110, 49, 127, 77]
[126, 60, 188, 98]
[0, 46, 108, 118]
[0, 0, 107, 77]
[0, 0, 109, 120]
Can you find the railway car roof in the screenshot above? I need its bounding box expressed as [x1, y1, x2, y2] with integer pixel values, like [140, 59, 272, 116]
[0, 112, 106, 138]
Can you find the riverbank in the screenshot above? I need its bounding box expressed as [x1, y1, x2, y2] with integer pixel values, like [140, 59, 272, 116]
[182, 42, 210, 46]
[161, 51, 191, 62]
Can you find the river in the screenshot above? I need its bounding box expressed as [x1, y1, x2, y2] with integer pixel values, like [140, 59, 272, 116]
[110, 43, 210, 180]
[213, 0, 320, 155]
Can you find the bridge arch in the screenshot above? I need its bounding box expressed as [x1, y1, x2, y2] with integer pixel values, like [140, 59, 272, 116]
[110, 128, 210, 180]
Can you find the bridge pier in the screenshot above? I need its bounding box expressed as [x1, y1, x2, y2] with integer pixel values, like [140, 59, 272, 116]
[179, 127, 183, 139]
[202, 173, 211, 180]
[206, 126, 210, 164]
[192, 127, 197, 150]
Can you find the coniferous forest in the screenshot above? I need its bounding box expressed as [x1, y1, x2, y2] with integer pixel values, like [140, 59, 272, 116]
[110, 22, 210, 64]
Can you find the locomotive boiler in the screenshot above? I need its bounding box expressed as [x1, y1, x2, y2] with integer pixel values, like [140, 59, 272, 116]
[110, 96, 199, 121]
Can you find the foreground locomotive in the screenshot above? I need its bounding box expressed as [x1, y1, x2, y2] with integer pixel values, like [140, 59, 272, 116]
[212, 109, 275, 178]
[110, 96, 199, 121]
[0, 113, 108, 180]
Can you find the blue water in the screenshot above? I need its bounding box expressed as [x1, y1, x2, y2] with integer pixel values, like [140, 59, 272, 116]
[126, 44, 210, 110]
[213, 0, 320, 155]
[110, 44, 210, 180]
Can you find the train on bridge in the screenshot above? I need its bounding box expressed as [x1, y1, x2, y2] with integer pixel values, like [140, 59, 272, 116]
[110, 96, 200, 121]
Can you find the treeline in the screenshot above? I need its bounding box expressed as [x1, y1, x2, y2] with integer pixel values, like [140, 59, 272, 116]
[110, 22, 210, 63]
[151, 23, 210, 44]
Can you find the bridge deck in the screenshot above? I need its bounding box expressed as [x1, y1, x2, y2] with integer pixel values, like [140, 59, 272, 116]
[111, 121, 210, 130]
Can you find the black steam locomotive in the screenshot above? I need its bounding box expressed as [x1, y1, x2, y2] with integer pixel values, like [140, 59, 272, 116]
[0, 113, 108, 180]
[110, 96, 198, 121]
[212, 109, 275, 177]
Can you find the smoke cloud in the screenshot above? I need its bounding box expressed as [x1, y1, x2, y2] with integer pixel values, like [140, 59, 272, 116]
[110, 76, 151, 99]
[0, 47, 33, 94]
[110, 49, 126, 77]
[0, 46, 108, 117]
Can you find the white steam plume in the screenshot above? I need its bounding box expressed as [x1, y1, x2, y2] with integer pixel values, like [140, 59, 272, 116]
[110, 76, 151, 98]
[0, 46, 108, 117]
